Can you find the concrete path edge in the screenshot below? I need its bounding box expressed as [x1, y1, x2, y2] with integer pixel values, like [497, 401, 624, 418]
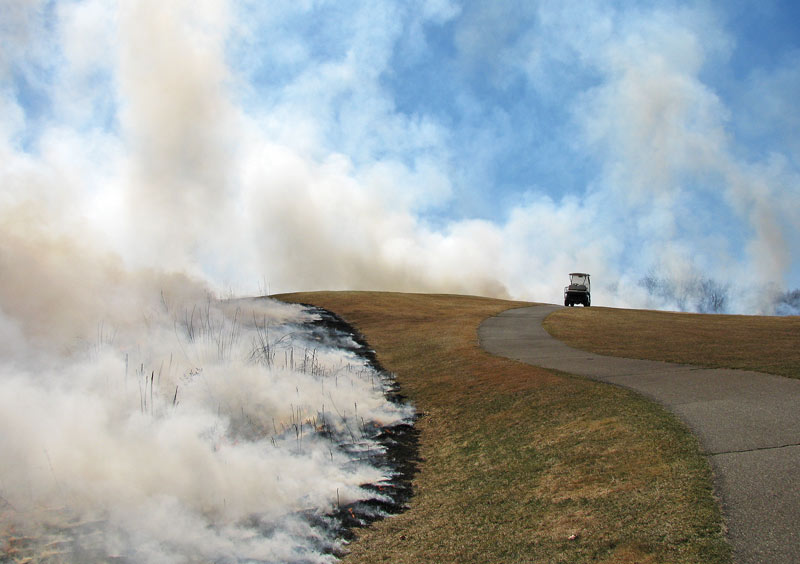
[478, 304, 800, 564]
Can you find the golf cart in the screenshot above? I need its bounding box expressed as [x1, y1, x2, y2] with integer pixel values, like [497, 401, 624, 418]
[564, 273, 591, 307]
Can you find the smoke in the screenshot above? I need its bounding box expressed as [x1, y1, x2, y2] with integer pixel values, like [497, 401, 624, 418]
[0, 265, 413, 561]
[4, 1, 799, 312]
[0, 133, 414, 561]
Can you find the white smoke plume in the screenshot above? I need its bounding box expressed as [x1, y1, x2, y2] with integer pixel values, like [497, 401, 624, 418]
[0, 269, 413, 561]
[4, 1, 799, 312]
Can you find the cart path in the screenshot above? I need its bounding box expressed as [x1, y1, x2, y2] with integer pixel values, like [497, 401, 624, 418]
[478, 305, 800, 564]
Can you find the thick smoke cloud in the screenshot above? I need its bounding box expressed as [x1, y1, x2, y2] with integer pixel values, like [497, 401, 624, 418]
[4, 1, 798, 312]
[0, 285, 413, 561]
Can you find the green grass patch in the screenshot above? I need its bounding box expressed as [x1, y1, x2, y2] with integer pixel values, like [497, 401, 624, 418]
[278, 292, 731, 564]
[544, 306, 800, 378]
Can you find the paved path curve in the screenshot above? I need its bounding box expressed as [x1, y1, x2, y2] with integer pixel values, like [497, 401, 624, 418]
[478, 305, 800, 564]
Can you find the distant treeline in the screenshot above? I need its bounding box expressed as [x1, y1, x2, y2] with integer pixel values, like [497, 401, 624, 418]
[638, 273, 799, 315]
[776, 289, 800, 316]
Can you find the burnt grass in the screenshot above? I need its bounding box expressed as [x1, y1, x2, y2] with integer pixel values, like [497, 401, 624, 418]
[299, 305, 421, 554]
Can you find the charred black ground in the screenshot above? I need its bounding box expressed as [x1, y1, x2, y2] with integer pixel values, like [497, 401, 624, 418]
[298, 305, 421, 556]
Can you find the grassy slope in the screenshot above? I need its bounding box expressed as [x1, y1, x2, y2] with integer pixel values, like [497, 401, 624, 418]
[278, 292, 730, 564]
[544, 306, 800, 379]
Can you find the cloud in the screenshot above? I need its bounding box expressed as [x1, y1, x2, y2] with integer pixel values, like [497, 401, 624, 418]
[0, 0, 50, 80]
[738, 50, 800, 163]
[548, 3, 798, 312]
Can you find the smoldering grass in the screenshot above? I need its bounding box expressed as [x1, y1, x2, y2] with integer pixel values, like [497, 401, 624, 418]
[2, 296, 413, 564]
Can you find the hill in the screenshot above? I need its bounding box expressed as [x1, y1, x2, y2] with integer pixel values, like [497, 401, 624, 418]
[277, 292, 732, 564]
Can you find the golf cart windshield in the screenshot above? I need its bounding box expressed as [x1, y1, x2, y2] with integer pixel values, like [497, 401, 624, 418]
[569, 273, 589, 288]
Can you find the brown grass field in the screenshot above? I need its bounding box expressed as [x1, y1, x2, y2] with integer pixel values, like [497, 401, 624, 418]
[544, 306, 800, 379]
[278, 292, 731, 564]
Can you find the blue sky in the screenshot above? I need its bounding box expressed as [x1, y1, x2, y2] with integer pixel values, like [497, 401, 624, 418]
[2, 0, 800, 313]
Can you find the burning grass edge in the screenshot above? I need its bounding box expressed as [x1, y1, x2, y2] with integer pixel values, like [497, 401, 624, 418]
[292, 302, 421, 556]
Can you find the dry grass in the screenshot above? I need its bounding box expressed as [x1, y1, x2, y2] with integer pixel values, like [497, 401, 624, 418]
[544, 306, 800, 378]
[278, 292, 730, 564]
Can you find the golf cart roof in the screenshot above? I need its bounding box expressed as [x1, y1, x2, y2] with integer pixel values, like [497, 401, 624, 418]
[569, 272, 590, 277]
